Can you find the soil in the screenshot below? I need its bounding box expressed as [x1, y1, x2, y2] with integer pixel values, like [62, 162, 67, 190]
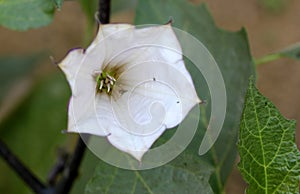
[1, 1, 300, 193]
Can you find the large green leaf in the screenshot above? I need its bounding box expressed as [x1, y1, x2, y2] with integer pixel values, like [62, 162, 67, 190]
[85, 153, 213, 194]
[0, 0, 56, 30]
[134, 0, 255, 193]
[71, 150, 101, 194]
[238, 78, 300, 193]
[0, 73, 69, 194]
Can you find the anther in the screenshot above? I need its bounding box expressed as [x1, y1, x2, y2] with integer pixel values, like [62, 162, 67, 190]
[107, 84, 111, 93]
[99, 80, 104, 90]
[96, 71, 116, 94]
[107, 74, 116, 81]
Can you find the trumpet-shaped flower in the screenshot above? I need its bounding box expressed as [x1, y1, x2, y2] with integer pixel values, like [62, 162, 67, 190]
[58, 24, 200, 161]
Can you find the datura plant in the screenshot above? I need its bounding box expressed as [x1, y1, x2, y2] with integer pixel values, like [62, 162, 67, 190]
[58, 23, 200, 161]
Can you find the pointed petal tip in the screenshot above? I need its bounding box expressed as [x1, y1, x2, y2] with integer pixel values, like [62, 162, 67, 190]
[106, 134, 149, 162]
[128, 150, 146, 162]
[164, 17, 173, 25]
[66, 124, 110, 137]
[197, 98, 203, 104]
[199, 98, 207, 105]
[58, 47, 85, 68]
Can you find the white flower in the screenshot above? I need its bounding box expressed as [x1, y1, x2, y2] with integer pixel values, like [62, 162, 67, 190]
[58, 24, 200, 161]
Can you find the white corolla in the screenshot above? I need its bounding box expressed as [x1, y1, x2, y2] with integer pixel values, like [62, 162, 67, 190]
[59, 23, 200, 161]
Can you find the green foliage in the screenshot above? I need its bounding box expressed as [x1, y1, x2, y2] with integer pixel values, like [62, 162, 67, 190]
[71, 151, 101, 194]
[85, 154, 213, 194]
[238, 78, 300, 193]
[0, 0, 57, 30]
[0, 73, 69, 194]
[3, 1, 299, 194]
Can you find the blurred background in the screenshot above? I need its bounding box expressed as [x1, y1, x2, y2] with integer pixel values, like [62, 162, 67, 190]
[0, 0, 299, 193]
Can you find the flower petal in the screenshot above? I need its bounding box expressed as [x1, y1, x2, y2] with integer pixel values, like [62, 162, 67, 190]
[95, 24, 188, 73]
[58, 48, 85, 90]
[60, 37, 107, 136]
[94, 89, 167, 161]
[113, 60, 199, 129]
[67, 73, 109, 136]
[107, 124, 166, 161]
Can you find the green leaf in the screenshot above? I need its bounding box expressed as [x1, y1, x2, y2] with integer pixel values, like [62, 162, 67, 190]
[0, 0, 56, 30]
[134, 0, 255, 193]
[0, 73, 69, 194]
[71, 150, 101, 194]
[85, 154, 213, 194]
[238, 78, 300, 193]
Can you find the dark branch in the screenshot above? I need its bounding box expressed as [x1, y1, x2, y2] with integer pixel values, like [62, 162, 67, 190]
[47, 149, 69, 186]
[0, 139, 47, 194]
[54, 136, 88, 194]
[98, 0, 111, 24]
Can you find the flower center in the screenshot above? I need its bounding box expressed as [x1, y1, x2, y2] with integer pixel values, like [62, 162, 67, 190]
[96, 71, 116, 94]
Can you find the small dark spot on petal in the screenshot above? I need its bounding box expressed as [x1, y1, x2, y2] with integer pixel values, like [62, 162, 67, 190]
[177, 101, 180, 104]
[153, 77, 156, 81]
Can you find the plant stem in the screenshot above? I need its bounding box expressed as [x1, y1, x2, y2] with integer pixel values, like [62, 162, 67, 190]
[54, 136, 89, 194]
[254, 53, 282, 66]
[0, 139, 48, 194]
[98, 0, 111, 24]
